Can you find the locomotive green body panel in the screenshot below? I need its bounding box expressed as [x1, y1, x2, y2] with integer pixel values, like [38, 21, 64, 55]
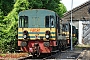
[18, 9, 56, 28]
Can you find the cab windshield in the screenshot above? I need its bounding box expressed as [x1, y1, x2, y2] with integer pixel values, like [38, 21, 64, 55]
[45, 16, 55, 28]
[19, 16, 28, 28]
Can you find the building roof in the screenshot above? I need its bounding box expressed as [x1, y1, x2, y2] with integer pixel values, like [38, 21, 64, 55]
[63, 0, 90, 17]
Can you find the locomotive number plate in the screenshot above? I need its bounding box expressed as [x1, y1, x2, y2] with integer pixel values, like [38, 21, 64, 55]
[30, 28, 40, 32]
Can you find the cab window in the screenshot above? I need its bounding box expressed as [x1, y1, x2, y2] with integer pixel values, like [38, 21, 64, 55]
[45, 15, 55, 28]
[50, 16, 54, 27]
[45, 16, 49, 27]
[19, 16, 28, 28]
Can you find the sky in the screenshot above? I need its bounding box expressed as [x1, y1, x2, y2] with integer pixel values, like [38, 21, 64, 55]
[61, 0, 89, 11]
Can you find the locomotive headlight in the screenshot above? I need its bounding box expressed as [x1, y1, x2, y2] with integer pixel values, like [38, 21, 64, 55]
[45, 30, 50, 39]
[23, 30, 28, 39]
[45, 35, 49, 39]
[24, 35, 27, 39]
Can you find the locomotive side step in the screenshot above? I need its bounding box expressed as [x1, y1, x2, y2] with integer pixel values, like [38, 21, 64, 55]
[15, 50, 23, 53]
[51, 50, 59, 53]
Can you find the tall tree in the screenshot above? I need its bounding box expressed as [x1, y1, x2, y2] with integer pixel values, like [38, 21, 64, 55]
[0, 0, 29, 52]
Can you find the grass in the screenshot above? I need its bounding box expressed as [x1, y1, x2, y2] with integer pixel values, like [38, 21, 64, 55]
[77, 44, 90, 47]
[74, 44, 90, 50]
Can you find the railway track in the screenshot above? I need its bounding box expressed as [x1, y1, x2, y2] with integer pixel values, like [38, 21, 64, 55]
[19, 47, 90, 60]
[18, 43, 71, 59]
[43, 52, 60, 59]
[23, 50, 67, 59]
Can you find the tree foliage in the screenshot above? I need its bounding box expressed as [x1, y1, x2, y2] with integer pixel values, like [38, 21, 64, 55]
[0, 0, 29, 53]
[28, 0, 67, 17]
[0, 0, 14, 16]
[0, 0, 67, 53]
[56, 3, 67, 17]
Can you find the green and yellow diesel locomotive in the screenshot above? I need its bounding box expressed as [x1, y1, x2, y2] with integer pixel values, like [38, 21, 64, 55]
[18, 9, 76, 57]
[62, 23, 78, 46]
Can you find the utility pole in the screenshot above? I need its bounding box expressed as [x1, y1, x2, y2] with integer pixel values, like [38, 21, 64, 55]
[71, 0, 73, 50]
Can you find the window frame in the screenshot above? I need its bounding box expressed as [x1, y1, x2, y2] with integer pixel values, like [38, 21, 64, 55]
[19, 16, 28, 28]
[45, 16, 49, 28]
[45, 15, 55, 28]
